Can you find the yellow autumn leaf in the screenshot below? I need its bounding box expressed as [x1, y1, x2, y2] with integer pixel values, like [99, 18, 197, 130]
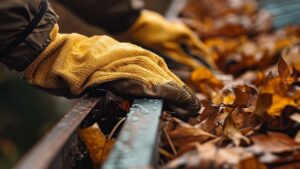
[191, 66, 223, 87]
[267, 95, 297, 116]
[79, 123, 107, 166]
[191, 66, 224, 98]
[102, 138, 116, 162]
[223, 92, 236, 105]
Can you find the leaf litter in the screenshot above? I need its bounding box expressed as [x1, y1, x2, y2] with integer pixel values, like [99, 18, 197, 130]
[79, 0, 300, 168]
[161, 0, 300, 168]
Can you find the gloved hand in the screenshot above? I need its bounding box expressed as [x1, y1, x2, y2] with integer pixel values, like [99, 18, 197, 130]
[24, 24, 200, 116]
[117, 10, 217, 70]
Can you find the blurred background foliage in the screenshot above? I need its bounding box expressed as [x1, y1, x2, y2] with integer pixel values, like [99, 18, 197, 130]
[0, 0, 171, 168]
[0, 66, 71, 168]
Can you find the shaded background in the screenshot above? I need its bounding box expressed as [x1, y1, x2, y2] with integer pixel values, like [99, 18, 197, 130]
[0, 0, 172, 168]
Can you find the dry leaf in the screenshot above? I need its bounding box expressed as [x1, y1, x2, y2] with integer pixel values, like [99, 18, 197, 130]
[278, 57, 292, 80]
[159, 1, 300, 168]
[248, 132, 300, 155]
[163, 143, 266, 169]
[223, 89, 236, 105]
[290, 113, 300, 124]
[79, 123, 115, 167]
[268, 95, 297, 116]
[190, 66, 223, 98]
[224, 109, 250, 145]
[167, 118, 216, 147]
[79, 123, 106, 166]
[295, 130, 300, 143]
[101, 138, 115, 162]
[254, 93, 272, 117]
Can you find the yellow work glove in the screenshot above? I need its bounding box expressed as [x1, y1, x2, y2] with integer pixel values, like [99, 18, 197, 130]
[117, 10, 217, 70]
[24, 24, 200, 116]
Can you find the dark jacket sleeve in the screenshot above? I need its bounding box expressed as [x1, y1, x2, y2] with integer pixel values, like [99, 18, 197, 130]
[56, 0, 142, 34]
[0, 0, 58, 71]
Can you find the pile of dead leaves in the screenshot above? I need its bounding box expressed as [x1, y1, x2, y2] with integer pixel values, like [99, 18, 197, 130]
[79, 1, 300, 168]
[180, 0, 272, 39]
[180, 0, 300, 76]
[160, 3, 300, 167]
[160, 49, 300, 168]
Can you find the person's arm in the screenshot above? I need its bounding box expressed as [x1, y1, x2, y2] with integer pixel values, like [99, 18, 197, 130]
[56, 0, 142, 34]
[56, 0, 217, 70]
[0, 0, 200, 116]
[0, 0, 58, 71]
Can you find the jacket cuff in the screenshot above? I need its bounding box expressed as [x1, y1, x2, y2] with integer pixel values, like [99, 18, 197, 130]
[0, 1, 58, 71]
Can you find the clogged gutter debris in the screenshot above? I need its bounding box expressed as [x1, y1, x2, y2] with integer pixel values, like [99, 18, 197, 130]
[159, 0, 300, 168]
[80, 0, 300, 168]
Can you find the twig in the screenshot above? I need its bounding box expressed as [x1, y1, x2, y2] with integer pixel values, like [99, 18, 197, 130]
[163, 127, 177, 155]
[107, 117, 126, 140]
